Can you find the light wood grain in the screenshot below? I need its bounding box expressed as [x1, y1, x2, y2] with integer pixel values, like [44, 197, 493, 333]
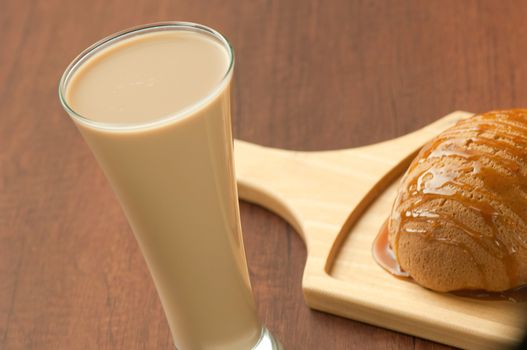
[235, 111, 527, 350]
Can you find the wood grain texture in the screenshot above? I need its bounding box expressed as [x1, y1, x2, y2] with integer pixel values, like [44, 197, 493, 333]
[1, 0, 527, 349]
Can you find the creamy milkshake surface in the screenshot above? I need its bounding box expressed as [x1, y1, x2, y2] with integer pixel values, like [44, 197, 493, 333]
[64, 28, 262, 350]
[67, 30, 230, 123]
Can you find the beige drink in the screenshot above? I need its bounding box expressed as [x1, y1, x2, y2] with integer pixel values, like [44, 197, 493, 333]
[59, 24, 272, 350]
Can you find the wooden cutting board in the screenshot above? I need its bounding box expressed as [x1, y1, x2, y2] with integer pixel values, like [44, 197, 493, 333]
[234, 111, 526, 350]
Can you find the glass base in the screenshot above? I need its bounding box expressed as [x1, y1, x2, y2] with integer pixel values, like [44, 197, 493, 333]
[252, 328, 283, 350]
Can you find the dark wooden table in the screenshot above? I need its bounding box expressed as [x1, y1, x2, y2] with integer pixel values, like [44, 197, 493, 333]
[2, 0, 527, 349]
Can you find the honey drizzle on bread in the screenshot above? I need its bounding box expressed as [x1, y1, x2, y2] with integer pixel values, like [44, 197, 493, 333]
[389, 110, 527, 292]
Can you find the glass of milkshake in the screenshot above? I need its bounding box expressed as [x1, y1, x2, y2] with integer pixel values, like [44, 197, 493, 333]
[59, 22, 282, 350]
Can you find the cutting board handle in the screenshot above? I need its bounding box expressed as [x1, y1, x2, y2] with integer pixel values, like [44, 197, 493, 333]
[235, 141, 305, 236]
[234, 111, 472, 269]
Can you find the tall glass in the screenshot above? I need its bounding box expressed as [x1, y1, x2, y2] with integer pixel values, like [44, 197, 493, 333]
[59, 22, 281, 350]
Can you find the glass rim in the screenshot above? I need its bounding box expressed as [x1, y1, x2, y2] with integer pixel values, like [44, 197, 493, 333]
[58, 21, 234, 131]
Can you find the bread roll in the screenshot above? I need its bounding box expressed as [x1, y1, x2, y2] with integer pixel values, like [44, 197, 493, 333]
[389, 110, 527, 292]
